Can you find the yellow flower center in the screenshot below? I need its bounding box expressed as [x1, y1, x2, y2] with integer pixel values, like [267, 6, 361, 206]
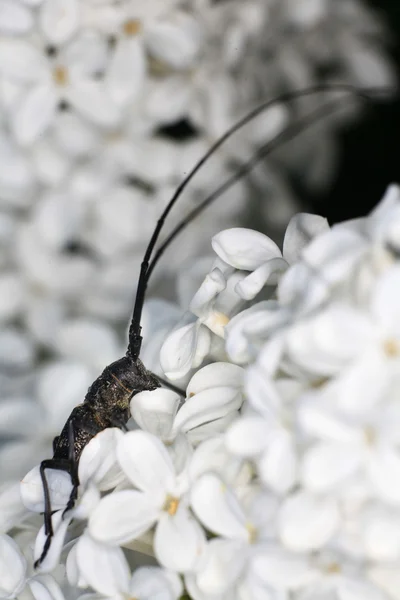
[163, 495, 180, 516]
[123, 19, 142, 36]
[246, 523, 257, 544]
[204, 311, 230, 337]
[53, 65, 68, 86]
[325, 561, 341, 574]
[383, 338, 400, 357]
[364, 425, 376, 446]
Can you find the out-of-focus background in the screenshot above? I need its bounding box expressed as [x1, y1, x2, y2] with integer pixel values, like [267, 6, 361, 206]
[0, 0, 399, 485]
[313, 0, 400, 221]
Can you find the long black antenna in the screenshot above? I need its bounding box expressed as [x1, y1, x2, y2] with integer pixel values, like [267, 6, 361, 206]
[145, 91, 373, 281]
[126, 83, 390, 359]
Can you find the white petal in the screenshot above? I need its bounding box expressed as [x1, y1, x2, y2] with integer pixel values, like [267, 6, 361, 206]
[302, 442, 362, 493]
[191, 474, 247, 539]
[186, 362, 244, 396]
[283, 213, 329, 265]
[160, 322, 211, 380]
[34, 511, 71, 573]
[39, 0, 79, 45]
[37, 360, 92, 432]
[145, 76, 190, 123]
[105, 37, 145, 106]
[28, 575, 65, 600]
[338, 579, 389, 600]
[0, 0, 33, 34]
[66, 81, 120, 128]
[117, 431, 175, 496]
[258, 433, 298, 495]
[368, 447, 400, 505]
[372, 265, 400, 335]
[235, 258, 288, 300]
[0, 483, 29, 533]
[76, 533, 130, 596]
[189, 268, 226, 317]
[130, 389, 180, 439]
[252, 548, 316, 590]
[195, 538, 246, 595]
[225, 416, 268, 457]
[12, 84, 57, 146]
[0, 397, 39, 437]
[145, 14, 202, 69]
[189, 436, 247, 485]
[79, 428, 125, 491]
[0, 39, 47, 83]
[20, 466, 72, 513]
[173, 387, 242, 435]
[368, 566, 400, 600]
[212, 228, 281, 270]
[0, 534, 26, 598]
[56, 319, 120, 372]
[89, 490, 159, 545]
[287, 304, 373, 376]
[155, 507, 206, 572]
[129, 566, 182, 600]
[279, 491, 339, 551]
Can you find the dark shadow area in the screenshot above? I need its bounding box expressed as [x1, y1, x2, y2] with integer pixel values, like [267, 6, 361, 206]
[309, 0, 400, 223]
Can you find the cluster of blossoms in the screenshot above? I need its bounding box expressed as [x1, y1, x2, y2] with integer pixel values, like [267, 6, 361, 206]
[2, 184, 400, 599]
[0, 0, 395, 450]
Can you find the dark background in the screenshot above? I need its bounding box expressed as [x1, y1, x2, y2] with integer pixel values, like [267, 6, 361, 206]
[314, 0, 400, 223]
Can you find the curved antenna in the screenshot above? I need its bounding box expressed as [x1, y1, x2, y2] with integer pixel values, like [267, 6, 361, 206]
[145, 91, 373, 281]
[127, 83, 390, 359]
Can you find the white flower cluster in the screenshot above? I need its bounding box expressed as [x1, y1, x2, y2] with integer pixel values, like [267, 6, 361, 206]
[3, 184, 400, 599]
[0, 0, 394, 418]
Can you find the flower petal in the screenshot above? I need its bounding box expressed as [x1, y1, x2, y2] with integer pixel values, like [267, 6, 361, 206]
[12, 84, 57, 146]
[39, 0, 79, 45]
[212, 228, 281, 271]
[302, 442, 362, 493]
[186, 362, 244, 396]
[20, 465, 72, 513]
[0, 534, 27, 598]
[28, 574, 65, 600]
[173, 387, 243, 436]
[195, 538, 246, 595]
[78, 428, 125, 491]
[129, 566, 183, 600]
[283, 213, 329, 265]
[76, 532, 130, 596]
[160, 322, 211, 380]
[105, 37, 145, 106]
[252, 548, 316, 590]
[34, 511, 72, 573]
[154, 507, 206, 573]
[191, 473, 247, 539]
[130, 388, 180, 439]
[89, 490, 159, 545]
[66, 81, 120, 128]
[279, 491, 339, 551]
[117, 431, 175, 496]
[368, 447, 400, 505]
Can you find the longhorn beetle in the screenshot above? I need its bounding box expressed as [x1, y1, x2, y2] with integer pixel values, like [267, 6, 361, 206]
[35, 83, 387, 567]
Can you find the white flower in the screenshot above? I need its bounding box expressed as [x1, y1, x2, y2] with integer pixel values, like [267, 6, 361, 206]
[131, 362, 244, 448]
[0, 33, 119, 146]
[89, 430, 206, 573]
[190, 472, 277, 597]
[20, 428, 124, 572]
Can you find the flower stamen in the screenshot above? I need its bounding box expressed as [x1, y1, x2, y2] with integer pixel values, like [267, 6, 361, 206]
[163, 494, 180, 516]
[383, 338, 400, 357]
[123, 19, 142, 36]
[53, 66, 68, 86]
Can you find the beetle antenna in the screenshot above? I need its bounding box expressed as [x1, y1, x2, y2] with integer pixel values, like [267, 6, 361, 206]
[126, 83, 391, 360]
